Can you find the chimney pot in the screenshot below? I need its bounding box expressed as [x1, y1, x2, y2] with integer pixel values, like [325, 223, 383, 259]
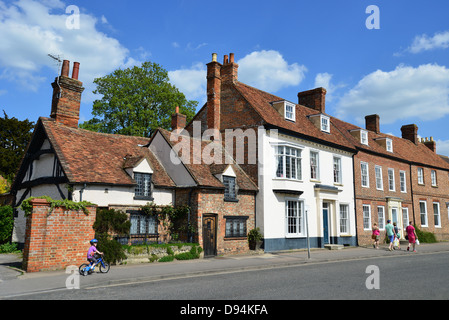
[229, 53, 234, 63]
[61, 60, 70, 77]
[171, 106, 186, 131]
[212, 53, 218, 62]
[223, 55, 228, 65]
[72, 62, 80, 80]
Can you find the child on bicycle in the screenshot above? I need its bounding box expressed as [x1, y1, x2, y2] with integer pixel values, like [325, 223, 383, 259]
[87, 239, 103, 268]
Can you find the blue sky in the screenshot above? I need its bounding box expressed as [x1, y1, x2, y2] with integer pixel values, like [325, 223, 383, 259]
[1, 0, 449, 154]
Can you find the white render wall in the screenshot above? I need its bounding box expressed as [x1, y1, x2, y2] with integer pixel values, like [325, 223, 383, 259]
[257, 129, 356, 249]
[12, 139, 174, 244]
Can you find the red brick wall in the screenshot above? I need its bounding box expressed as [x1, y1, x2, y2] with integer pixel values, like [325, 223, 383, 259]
[410, 165, 449, 240]
[354, 151, 413, 246]
[22, 198, 96, 272]
[176, 188, 255, 255]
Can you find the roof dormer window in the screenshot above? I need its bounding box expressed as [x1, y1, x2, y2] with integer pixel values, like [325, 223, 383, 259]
[271, 100, 296, 122]
[321, 115, 330, 133]
[361, 130, 368, 145]
[285, 102, 295, 122]
[386, 138, 393, 152]
[308, 114, 330, 133]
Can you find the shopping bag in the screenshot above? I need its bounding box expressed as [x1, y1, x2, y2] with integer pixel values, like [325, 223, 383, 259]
[416, 239, 420, 245]
[393, 238, 399, 247]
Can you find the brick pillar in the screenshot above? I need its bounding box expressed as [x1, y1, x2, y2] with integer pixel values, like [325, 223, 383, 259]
[22, 198, 97, 273]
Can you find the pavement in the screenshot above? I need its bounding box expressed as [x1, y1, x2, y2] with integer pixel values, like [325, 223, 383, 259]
[1, 242, 448, 299]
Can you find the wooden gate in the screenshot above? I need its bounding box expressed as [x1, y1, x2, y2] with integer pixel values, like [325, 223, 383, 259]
[202, 214, 217, 257]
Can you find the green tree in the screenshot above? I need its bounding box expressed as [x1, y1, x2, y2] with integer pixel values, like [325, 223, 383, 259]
[0, 111, 35, 183]
[0, 175, 10, 194]
[0, 205, 14, 244]
[80, 61, 197, 137]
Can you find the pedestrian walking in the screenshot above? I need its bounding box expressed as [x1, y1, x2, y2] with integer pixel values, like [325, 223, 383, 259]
[405, 221, 418, 252]
[372, 223, 380, 249]
[385, 220, 395, 251]
[393, 222, 401, 250]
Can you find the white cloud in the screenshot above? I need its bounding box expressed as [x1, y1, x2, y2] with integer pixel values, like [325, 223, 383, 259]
[168, 62, 207, 104]
[237, 50, 307, 92]
[314, 72, 345, 102]
[0, 0, 133, 97]
[336, 64, 449, 125]
[408, 30, 449, 53]
[436, 139, 449, 156]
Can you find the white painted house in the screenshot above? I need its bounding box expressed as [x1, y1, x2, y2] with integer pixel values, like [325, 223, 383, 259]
[10, 61, 175, 246]
[192, 53, 358, 252]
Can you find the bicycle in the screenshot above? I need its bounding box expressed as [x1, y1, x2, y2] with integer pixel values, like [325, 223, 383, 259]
[79, 254, 110, 276]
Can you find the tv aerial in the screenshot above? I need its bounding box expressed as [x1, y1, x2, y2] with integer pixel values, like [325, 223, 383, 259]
[48, 54, 63, 97]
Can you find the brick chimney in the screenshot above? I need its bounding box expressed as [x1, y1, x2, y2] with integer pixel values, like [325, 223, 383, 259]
[171, 106, 187, 131]
[50, 60, 84, 128]
[423, 137, 436, 153]
[221, 52, 239, 83]
[365, 114, 380, 133]
[401, 124, 418, 144]
[298, 87, 327, 113]
[206, 53, 222, 131]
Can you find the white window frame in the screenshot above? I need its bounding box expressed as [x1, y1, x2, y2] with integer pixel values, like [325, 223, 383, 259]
[361, 162, 369, 188]
[339, 204, 350, 234]
[377, 206, 385, 230]
[333, 156, 342, 184]
[392, 207, 399, 224]
[433, 202, 441, 227]
[310, 151, 320, 180]
[418, 167, 424, 184]
[402, 207, 409, 233]
[420, 200, 428, 227]
[400, 170, 407, 193]
[431, 170, 437, 187]
[375, 166, 383, 190]
[321, 115, 330, 133]
[388, 168, 395, 191]
[363, 205, 371, 230]
[285, 199, 305, 237]
[284, 102, 296, 122]
[386, 138, 393, 152]
[274, 144, 303, 180]
[361, 130, 368, 145]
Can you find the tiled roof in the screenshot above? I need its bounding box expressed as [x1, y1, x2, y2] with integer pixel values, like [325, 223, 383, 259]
[331, 117, 449, 170]
[232, 81, 449, 170]
[156, 128, 258, 191]
[233, 82, 356, 152]
[41, 118, 175, 187]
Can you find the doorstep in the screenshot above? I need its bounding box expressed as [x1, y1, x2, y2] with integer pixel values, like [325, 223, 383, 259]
[324, 244, 344, 250]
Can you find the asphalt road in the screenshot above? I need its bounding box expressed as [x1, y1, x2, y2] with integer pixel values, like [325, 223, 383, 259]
[8, 251, 449, 301]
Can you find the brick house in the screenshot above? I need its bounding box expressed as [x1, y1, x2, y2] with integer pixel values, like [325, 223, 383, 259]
[333, 115, 449, 245]
[187, 52, 449, 249]
[10, 60, 257, 256]
[148, 128, 258, 256]
[187, 53, 359, 251]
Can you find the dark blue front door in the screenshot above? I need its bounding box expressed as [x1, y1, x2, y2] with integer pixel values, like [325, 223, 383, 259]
[323, 203, 330, 245]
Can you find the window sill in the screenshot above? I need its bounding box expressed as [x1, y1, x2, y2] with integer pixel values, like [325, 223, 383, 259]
[134, 196, 154, 201]
[224, 198, 239, 203]
[224, 237, 247, 241]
